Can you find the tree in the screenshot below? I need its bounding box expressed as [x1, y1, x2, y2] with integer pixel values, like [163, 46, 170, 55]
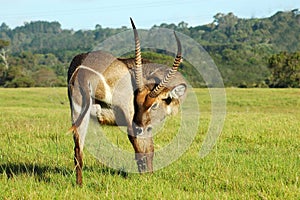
[5, 76, 35, 88]
[0, 39, 10, 69]
[0, 23, 10, 32]
[33, 68, 59, 87]
[268, 52, 300, 87]
[213, 12, 238, 36]
[0, 39, 10, 85]
[3, 65, 35, 88]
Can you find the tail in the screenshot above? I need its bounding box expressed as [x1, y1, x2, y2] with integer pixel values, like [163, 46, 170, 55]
[67, 124, 78, 135]
[68, 68, 92, 134]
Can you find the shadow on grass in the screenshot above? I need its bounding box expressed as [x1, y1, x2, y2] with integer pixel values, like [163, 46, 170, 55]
[0, 163, 71, 182]
[0, 162, 129, 182]
[84, 164, 129, 178]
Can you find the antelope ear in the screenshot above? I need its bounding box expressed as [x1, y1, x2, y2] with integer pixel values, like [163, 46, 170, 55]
[169, 84, 186, 99]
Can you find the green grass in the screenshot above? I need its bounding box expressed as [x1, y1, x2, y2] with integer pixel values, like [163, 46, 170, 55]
[0, 88, 299, 199]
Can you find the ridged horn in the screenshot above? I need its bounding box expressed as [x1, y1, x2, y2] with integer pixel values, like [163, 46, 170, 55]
[130, 18, 144, 92]
[148, 31, 182, 98]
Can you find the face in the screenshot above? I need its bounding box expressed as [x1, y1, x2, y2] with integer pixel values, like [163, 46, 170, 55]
[132, 84, 186, 136]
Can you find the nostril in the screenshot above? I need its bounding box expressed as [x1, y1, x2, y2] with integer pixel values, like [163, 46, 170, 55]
[147, 127, 153, 132]
[136, 127, 143, 135]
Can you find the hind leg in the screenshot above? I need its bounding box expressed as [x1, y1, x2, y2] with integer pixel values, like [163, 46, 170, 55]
[73, 127, 83, 185]
[70, 97, 92, 185]
[72, 111, 91, 185]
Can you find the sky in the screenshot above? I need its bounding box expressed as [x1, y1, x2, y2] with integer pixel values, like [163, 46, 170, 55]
[0, 0, 300, 30]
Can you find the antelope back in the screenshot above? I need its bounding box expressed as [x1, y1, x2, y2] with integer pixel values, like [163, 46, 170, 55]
[68, 50, 136, 127]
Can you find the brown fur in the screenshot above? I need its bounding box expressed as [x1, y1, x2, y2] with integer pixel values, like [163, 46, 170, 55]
[94, 82, 106, 101]
[67, 26, 186, 185]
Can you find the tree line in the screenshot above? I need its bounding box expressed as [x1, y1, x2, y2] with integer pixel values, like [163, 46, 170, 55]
[0, 9, 300, 88]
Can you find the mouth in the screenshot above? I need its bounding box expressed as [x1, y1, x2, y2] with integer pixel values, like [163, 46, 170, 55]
[136, 156, 147, 173]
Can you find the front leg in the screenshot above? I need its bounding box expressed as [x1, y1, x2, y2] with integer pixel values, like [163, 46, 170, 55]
[145, 137, 154, 172]
[91, 104, 103, 123]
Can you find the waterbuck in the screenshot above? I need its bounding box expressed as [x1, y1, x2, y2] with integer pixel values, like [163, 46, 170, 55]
[67, 18, 187, 185]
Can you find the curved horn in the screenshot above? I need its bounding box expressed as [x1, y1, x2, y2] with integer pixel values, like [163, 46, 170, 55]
[130, 18, 144, 92]
[148, 31, 182, 98]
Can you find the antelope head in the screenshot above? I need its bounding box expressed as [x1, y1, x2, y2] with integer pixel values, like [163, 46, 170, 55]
[130, 18, 187, 137]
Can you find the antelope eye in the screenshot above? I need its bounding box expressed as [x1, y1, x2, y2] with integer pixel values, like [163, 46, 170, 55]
[151, 102, 159, 110]
[163, 97, 172, 105]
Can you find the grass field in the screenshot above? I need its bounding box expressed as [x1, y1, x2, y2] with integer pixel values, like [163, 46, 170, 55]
[0, 88, 299, 199]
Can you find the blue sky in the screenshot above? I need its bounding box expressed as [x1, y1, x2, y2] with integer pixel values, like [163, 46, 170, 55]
[1, 0, 299, 30]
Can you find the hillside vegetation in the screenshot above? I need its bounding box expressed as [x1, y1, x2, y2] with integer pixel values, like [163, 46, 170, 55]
[0, 9, 300, 87]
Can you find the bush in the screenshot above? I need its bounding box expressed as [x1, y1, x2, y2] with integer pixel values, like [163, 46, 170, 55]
[5, 76, 35, 88]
